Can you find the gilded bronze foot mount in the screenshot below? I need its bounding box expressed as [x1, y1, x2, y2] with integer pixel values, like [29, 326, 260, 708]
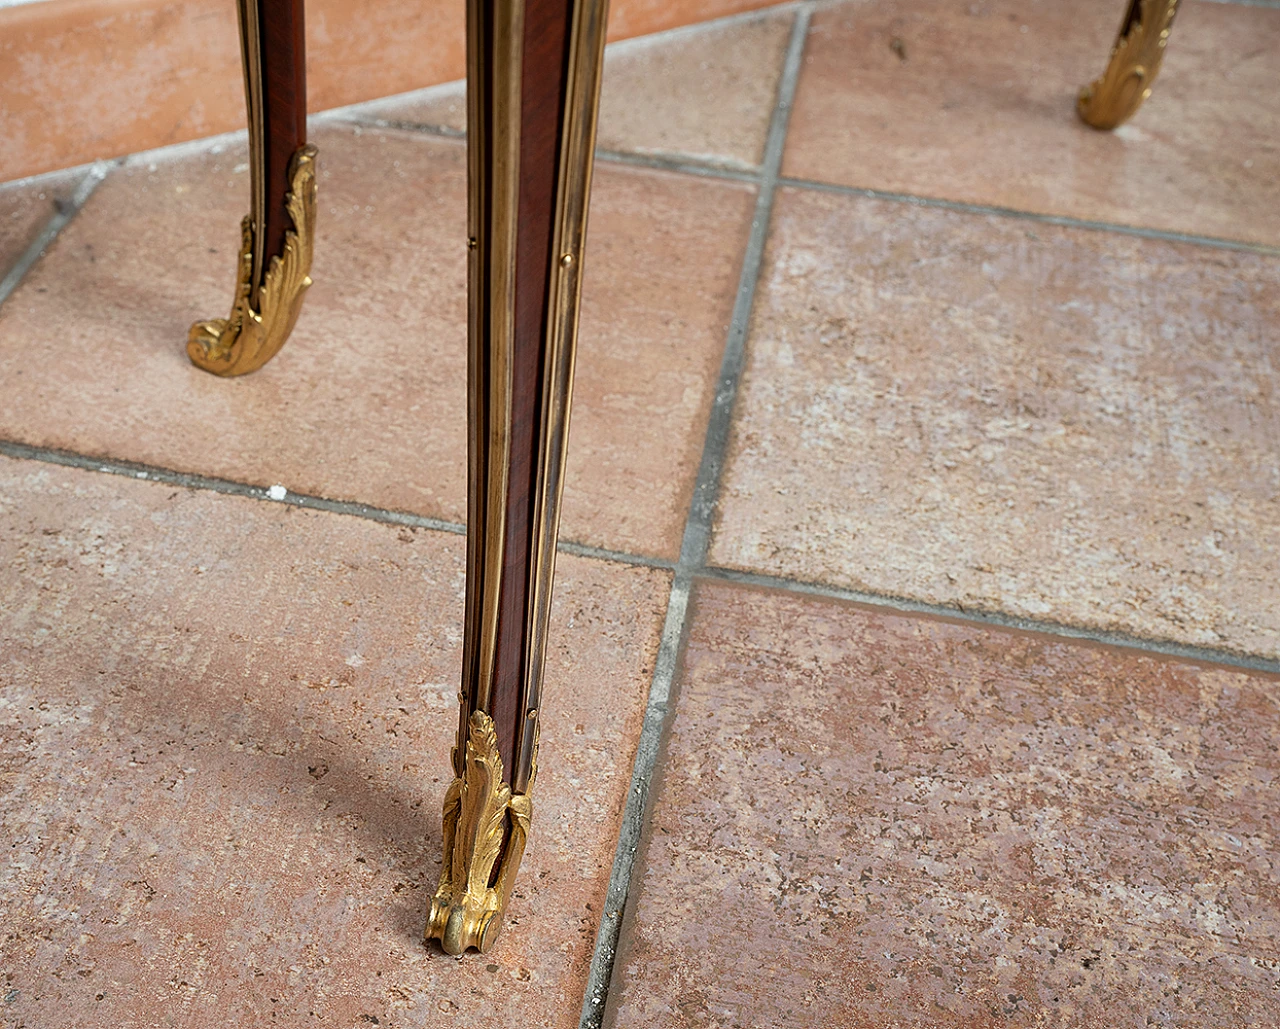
[426, 711, 537, 955]
[188, 143, 318, 377]
[1078, 0, 1180, 130]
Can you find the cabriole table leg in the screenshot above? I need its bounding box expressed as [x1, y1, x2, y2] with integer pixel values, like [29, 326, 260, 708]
[189, 0, 315, 376]
[425, 0, 610, 956]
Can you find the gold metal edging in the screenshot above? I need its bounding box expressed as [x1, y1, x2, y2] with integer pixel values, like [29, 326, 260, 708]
[238, 0, 267, 292]
[516, 0, 610, 794]
[460, 0, 493, 774]
[476, 0, 525, 722]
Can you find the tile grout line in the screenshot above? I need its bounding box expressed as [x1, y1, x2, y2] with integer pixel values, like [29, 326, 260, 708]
[700, 566, 1280, 676]
[8, 435, 1275, 672]
[558, 540, 675, 571]
[332, 114, 766, 185]
[592, 147, 761, 183]
[0, 161, 113, 308]
[780, 176, 1280, 257]
[0, 439, 673, 571]
[577, 8, 812, 1028]
[331, 115, 1280, 259]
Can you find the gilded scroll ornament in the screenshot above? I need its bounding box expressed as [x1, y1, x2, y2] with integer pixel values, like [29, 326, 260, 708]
[188, 144, 318, 376]
[426, 710, 537, 955]
[1078, 0, 1179, 130]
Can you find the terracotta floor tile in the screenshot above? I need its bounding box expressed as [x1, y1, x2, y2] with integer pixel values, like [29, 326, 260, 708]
[711, 187, 1280, 659]
[596, 7, 792, 167]
[355, 7, 793, 169]
[0, 453, 670, 1028]
[785, 0, 1280, 246]
[0, 0, 777, 183]
[0, 124, 755, 560]
[0, 169, 82, 277]
[607, 580, 1280, 1028]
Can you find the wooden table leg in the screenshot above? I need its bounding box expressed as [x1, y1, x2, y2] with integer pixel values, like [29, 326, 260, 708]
[1078, 0, 1180, 130]
[425, 0, 610, 956]
[189, 0, 316, 376]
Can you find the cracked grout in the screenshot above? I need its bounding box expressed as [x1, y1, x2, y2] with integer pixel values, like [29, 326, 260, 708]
[699, 566, 1280, 677]
[577, 8, 812, 1028]
[0, 439, 673, 573]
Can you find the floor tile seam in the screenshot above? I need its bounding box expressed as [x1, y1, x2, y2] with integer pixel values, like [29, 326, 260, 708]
[0, 439, 674, 572]
[329, 113, 766, 185]
[322, 112, 1280, 257]
[0, 161, 113, 310]
[593, 147, 762, 184]
[697, 565, 1280, 677]
[1199, 0, 1280, 8]
[777, 176, 1280, 257]
[578, 8, 813, 1029]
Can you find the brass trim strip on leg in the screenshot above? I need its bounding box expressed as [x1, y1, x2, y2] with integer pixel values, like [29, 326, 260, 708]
[459, 0, 489, 779]
[457, 0, 526, 773]
[516, 0, 609, 795]
[239, 0, 267, 294]
[476, 0, 525, 721]
[1078, 0, 1180, 130]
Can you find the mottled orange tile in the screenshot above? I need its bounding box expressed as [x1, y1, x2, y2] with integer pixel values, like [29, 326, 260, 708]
[0, 0, 779, 183]
[371, 8, 794, 168]
[608, 580, 1280, 1028]
[711, 187, 1280, 659]
[0, 0, 246, 182]
[0, 123, 755, 560]
[0, 453, 670, 1029]
[605, 0, 775, 43]
[785, 0, 1280, 245]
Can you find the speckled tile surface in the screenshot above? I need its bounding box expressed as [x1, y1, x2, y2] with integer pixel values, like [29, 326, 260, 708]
[3, 2, 1279, 1023]
[0, 169, 82, 277]
[606, 580, 1280, 1029]
[596, 7, 792, 168]
[711, 186, 1280, 659]
[0, 123, 755, 561]
[784, 0, 1280, 246]
[354, 8, 793, 169]
[0, 454, 670, 1028]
